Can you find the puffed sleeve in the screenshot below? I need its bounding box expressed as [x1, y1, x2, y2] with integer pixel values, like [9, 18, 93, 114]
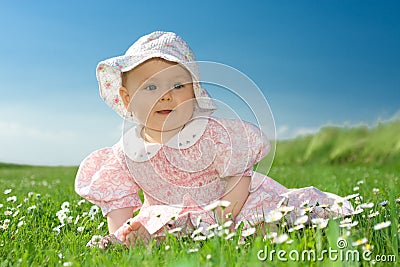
[75, 146, 142, 216]
[213, 119, 270, 178]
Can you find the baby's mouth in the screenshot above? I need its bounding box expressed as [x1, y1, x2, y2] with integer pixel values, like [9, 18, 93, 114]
[156, 110, 173, 115]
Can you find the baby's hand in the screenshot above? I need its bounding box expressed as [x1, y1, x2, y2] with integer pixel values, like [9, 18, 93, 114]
[98, 234, 124, 249]
[121, 221, 151, 247]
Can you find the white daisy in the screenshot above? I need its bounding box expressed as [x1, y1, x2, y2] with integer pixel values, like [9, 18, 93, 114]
[6, 196, 17, 202]
[367, 211, 380, 218]
[191, 227, 204, 238]
[4, 210, 12, 216]
[187, 248, 199, 253]
[352, 238, 368, 247]
[373, 221, 391, 230]
[86, 235, 103, 248]
[195, 216, 202, 227]
[61, 202, 70, 210]
[300, 207, 314, 215]
[344, 193, 360, 200]
[89, 205, 99, 218]
[193, 235, 207, 241]
[97, 221, 105, 229]
[223, 221, 233, 229]
[288, 224, 304, 232]
[278, 206, 294, 214]
[52, 225, 63, 234]
[339, 221, 359, 228]
[360, 202, 374, 209]
[206, 223, 219, 232]
[272, 234, 288, 244]
[206, 232, 215, 239]
[241, 227, 256, 237]
[225, 232, 236, 240]
[264, 232, 277, 240]
[311, 218, 329, 229]
[4, 189, 12, 195]
[264, 210, 283, 223]
[204, 200, 231, 211]
[74, 215, 80, 225]
[27, 205, 37, 211]
[351, 208, 364, 215]
[12, 210, 20, 217]
[168, 227, 182, 234]
[294, 215, 308, 225]
[300, 200, 310, 207]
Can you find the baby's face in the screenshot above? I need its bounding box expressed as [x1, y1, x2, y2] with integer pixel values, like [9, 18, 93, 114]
[120, 58, 195, 132]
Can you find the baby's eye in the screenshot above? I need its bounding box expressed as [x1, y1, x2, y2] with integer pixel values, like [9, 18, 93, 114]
[145, 85, 157, 91]
[173, 83, 184, 89]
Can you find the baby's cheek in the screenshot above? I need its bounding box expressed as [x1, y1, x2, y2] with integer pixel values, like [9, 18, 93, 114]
[134, 106, 152, 123]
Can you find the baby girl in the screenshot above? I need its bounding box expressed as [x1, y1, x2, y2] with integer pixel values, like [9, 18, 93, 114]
[75, 31, 353, 247]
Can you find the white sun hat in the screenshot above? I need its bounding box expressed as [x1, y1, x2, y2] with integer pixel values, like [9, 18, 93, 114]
[96, 31, 216, 121]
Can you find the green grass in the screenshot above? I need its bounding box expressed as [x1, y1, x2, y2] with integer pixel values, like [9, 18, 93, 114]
[0, 163, 398, 266]
[0, 121, 399, 266]
[274, 119, 400, 166]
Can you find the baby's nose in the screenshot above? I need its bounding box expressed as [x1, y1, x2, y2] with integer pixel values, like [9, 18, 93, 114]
[160, 91, 172, 102]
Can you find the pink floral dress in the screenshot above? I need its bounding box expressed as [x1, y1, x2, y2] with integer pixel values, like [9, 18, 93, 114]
[75, 117, 353, 238]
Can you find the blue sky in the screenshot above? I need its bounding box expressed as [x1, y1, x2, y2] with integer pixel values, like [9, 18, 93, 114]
[0, 1, 399, 165]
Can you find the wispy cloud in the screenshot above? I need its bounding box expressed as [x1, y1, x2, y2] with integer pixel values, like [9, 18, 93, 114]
[292, 127, 320, 137]
[0, 120, 76, 141]
[275, 125, 320, 140]
[0, 113, 121, 166]
[276, 111, 400, 140]
[276, 125, 289, 138]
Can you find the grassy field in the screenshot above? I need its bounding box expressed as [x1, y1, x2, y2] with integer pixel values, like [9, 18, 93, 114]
[0, 121, 399, 266]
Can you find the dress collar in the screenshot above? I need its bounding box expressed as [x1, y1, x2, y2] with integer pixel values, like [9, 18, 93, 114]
[122, 116, 209, 162]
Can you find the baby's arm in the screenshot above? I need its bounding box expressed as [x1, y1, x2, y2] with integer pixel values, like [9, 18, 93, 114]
[216, 176, 251, 223]
[98, 207, 135, 248]
[107, 207, 135, 233]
